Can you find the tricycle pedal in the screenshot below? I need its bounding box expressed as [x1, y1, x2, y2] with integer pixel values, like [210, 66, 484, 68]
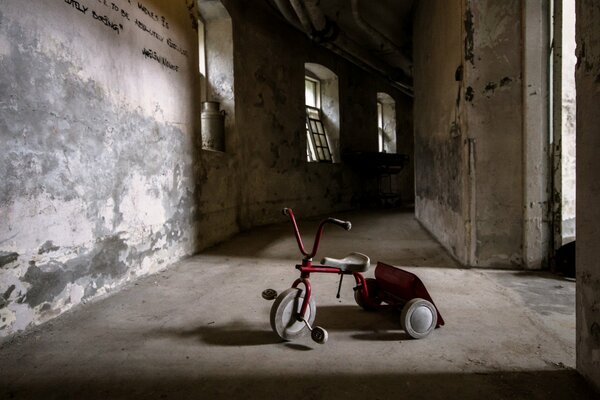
[261, 288, 278, 300]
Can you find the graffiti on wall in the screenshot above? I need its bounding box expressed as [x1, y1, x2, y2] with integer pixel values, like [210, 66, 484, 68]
[62, 0, 191, 71]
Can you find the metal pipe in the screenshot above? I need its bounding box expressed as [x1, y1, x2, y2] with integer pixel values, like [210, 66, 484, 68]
[350, 0, 412, 77]
[331, 32, 412, 90]
[303, 0, 327, 32]
[289, 0, 314, 33]
[271, 0, 413, 94]
[322, 38, 413, 95]
[273, 0, 302, 30]
[297, 0, 411, 89]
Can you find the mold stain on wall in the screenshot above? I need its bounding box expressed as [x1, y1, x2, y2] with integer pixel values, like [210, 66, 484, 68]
[0, 0, 200, 336]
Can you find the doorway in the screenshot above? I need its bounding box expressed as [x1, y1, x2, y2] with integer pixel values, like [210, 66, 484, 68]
[551, 0, 577, 260]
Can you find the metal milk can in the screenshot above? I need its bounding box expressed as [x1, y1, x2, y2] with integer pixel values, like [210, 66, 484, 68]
[201, 101, 226, 151]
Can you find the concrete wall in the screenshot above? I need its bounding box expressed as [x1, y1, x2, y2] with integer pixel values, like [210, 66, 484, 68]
[467, 0, 526, 267]
[576, 0, 600, 391]
[414, 0, 548, 268]
[413, 0, 468, 263]
[0, 0, 413, 337]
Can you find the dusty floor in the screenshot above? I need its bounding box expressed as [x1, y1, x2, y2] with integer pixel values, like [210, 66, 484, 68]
[0, 209, 596, 399]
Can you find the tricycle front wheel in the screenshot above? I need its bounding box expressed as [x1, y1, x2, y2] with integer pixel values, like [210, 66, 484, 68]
[270, 287, 316, 340]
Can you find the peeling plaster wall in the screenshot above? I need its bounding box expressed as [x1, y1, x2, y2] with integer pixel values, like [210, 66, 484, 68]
[413, 0, 468, 262]
[0, 0, 413, 337]
[0, 0, 202, 336]
[576, 0, 600, 391]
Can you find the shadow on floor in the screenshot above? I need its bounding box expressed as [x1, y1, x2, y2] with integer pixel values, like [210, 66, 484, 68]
[503, 270, 576, 282]
[2, 370, 597, 399]
[149, 305, 410, 347]
[151, 324, 282, 347]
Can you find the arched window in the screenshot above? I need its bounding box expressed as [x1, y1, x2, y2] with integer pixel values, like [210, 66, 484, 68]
[377, 92, 396, 153]
[198, 1, 234, 152]
[305, 63, 339, 163]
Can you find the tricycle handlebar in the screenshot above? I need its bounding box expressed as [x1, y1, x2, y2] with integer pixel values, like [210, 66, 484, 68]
[327, 218, 352, 231]
[282, 208, 352, 258]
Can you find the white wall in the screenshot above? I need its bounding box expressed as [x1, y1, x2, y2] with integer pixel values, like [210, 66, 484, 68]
[0, 0, 201, 336]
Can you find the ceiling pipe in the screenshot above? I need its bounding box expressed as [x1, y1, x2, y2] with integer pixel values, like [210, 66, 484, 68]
[328, 32, 412, 89]
[350, 0, 412, 77]
[288, 0, 315, 33]
[302, 0, 327, 31]
[300, 0, 412, 93]
[273, 0, 303, 30]
[322, 41, 413, 95]
[270, 0, 413, 95]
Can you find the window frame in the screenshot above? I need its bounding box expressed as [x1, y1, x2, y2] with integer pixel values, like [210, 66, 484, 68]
[305, 75, 321, 109]
[306, 105, 333, 163]
[377, 101, 384, 152]
[376, 93, 397, 154]
[304, 74, 332, 163]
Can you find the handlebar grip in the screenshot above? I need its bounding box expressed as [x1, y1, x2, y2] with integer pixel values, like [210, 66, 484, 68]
[328, 218, 352, 231]
[282, 208, 291, 216]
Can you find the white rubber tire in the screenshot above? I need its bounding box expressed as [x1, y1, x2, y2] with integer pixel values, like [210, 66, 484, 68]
[270, 287, 316, 341]
[311, 326, 328, 344]
[400, 298, 437, 339]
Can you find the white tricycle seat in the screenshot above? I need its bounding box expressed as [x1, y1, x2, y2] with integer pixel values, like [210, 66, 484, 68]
[321, 252, 370, 273]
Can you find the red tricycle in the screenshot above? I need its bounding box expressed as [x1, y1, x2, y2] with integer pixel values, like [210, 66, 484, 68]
[262, 208, 444, 344]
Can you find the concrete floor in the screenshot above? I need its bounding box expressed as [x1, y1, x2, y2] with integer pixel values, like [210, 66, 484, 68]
[0, 209, 597, 399]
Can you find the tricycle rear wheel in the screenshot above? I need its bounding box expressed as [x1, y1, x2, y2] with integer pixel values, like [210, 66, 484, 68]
[400, 298, 437, 339]
[354, 278, 382, 311]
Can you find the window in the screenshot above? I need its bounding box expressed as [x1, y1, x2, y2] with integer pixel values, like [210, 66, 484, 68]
[198, 1, 234, 152]
[377, 93, 396, 153]
[304, 64, 339, 163]
[306, 102, 332, 162]
[305, 75, 332, 162]
[198, 18, 206, 92]
[377, 101, 384, 152]
[305, 76, 320, 108]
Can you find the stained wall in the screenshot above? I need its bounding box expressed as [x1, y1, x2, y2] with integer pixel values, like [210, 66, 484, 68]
[413, 0, 468, 262]
[468, 0, 530, 267]
[413, 0, 546, 268]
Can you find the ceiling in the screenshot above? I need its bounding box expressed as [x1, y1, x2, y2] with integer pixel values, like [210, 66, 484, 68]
[318, 0, 414, 64]
[265, 0, 415, 90]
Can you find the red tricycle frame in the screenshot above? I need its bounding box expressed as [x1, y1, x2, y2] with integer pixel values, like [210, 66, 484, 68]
[282, 207, 444, 328]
